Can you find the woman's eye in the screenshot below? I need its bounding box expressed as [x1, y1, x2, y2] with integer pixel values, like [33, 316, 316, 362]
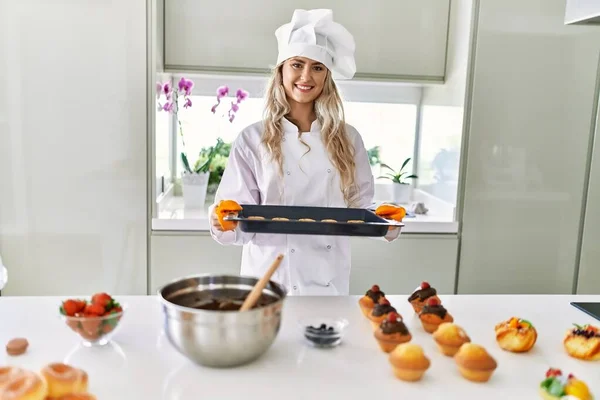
[292, 63, 301, 68]
[313, 66, 323, 71]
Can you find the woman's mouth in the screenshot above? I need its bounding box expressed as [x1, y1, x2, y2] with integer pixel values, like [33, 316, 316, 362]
[295, 84, 314, 93]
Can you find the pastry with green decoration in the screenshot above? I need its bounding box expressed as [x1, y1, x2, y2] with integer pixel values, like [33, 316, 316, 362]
[539, 368, 593, 400]
[495, 317, 537, 352]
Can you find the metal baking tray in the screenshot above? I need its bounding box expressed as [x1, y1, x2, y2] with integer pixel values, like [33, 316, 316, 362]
[223, 204, 403, 237]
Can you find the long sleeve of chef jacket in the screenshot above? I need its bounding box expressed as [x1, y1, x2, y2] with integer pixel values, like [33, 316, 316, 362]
[208, 123, 400, 245]
[352, 133, 401, 243]
[208, 138, 259, 246]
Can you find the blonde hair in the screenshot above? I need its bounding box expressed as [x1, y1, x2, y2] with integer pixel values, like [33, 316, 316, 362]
[261, 64, 359, 206]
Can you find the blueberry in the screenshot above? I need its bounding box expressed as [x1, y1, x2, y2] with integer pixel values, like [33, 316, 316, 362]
[304, 323, 340, 347]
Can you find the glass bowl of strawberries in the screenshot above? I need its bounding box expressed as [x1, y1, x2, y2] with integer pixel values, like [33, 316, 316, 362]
[59, 292, 125, 347]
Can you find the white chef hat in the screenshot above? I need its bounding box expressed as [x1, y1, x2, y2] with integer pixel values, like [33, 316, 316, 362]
[275, 9, 356, 80]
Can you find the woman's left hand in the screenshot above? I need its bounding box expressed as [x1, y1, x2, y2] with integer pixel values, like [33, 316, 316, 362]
[374, 204, 406, 232]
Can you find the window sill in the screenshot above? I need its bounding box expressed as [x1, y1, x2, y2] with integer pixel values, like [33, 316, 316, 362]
[152, 186, 458, 234]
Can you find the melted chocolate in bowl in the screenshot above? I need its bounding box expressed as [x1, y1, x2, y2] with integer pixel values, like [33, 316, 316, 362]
[168, 288, 279, 311]
[158, 275, 287, 367]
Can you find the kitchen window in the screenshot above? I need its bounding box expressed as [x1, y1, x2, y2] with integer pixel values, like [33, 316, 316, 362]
[174, 98, 418, 186]
[418, 105, 463, 206]
[153, 74, 460, 233]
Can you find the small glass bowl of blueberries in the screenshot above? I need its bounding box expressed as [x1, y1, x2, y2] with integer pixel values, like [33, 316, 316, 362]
[298, 317, 349, 348]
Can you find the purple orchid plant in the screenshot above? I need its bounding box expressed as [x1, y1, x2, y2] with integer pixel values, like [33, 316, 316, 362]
[211, 86, 249, 123]
[156, 77, 249, 175]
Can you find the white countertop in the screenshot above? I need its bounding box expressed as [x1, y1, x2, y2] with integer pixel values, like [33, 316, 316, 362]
[2, 294, 599, 399]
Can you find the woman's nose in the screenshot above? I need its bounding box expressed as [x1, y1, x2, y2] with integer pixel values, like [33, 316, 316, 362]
[300, 66, 311, 82]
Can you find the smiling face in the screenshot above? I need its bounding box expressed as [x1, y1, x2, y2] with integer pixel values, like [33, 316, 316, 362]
[281, 57, 328, 105]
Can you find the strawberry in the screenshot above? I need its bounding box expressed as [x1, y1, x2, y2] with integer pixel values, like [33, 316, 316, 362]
[380, 298, 390, 306]
[91, 293, 112, 308]
[371, 285, 380, 292]
[387, 312, 398, 323]
[84, 303, 106, 316]
[427, 297, 440, 306]
[421, 281, 430, 289]
[73, 299, 87, 312]
[546, 368, 562, 378]
[62, 300, 79, 316]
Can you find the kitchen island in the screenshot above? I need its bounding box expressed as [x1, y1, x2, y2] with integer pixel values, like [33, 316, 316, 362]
[1, 294, 599, 399]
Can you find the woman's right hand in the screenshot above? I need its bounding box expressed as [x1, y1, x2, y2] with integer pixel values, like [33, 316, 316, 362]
[212, 200, 242, 232]
[211, 208, 226, 232]
[211, 209, 238, 232]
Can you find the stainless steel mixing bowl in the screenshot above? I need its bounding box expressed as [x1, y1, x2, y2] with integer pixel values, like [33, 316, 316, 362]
[157, 274, 287, 368]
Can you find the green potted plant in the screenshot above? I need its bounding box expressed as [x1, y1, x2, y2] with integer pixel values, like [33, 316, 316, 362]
[195, 138, 231, 196]
[378, 157, 418, 203]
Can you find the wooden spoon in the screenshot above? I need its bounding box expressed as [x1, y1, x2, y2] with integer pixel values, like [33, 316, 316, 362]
[239, 254, 284, 312]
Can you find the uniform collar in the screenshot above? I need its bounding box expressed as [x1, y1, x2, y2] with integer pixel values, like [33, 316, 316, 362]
[282, 117, 321, 133]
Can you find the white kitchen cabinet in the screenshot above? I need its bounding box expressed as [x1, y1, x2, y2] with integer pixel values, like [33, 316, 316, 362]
[164, 0, 450, 82]
[565, 0, 600, 24]
[0, 0, 148, 296]
[150, 234, 458, 295]
[457, 0, 600, 294]
[577, 92, 600, 294]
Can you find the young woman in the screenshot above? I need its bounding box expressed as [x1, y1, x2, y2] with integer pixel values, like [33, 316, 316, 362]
[209, 9, 401, 295]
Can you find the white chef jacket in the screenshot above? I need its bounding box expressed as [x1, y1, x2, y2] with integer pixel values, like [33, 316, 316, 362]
[208, 117, 400, 295]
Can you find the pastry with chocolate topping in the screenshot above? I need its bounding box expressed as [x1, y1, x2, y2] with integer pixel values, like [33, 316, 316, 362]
[358, 285, 386, 318]
[374, 312, 411, 353]
[418, 297, 453, 333]
[367, 298, 399, 330]
[408, 281, 440, 313]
